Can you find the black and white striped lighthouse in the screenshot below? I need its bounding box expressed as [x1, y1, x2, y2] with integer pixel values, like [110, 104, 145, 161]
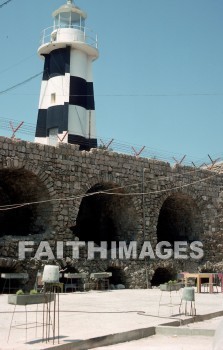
[35, 0, 99, 150]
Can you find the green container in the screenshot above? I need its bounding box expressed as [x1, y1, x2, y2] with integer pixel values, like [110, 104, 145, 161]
[159, 283, 181, 292]
[8, 293, 55, 305]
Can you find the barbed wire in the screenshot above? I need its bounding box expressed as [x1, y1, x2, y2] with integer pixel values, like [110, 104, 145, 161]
[0, 70, 221, 167]
[0, 115, 222, 167]
[0, 69, 221, 167]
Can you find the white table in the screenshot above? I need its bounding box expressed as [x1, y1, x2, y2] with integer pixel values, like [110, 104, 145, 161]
[1, 273, 28, 294]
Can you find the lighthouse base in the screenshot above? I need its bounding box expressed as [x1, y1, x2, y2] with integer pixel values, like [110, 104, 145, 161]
[68, 134, 97, 151]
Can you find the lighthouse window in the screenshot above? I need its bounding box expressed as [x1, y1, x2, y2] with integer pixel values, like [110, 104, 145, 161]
[60, 13, 72, 27]
[54, 15, 60, 28]
[51, 93, 56, 104]
[54, 12, 84, 30]
[71, 13, 84, 29]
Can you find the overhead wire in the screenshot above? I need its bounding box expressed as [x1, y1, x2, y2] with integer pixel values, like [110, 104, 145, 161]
[0, 54, 37, 76]
[95, 92, 223, 97]
[0, 168, 220, 211]
[0, 67, 220, 164]
[99, 172, 218, 196]
[0, 68, 220, 164]
[0, 0, 12, 8]
[92, 166, 212, 194]
[0, 164, 214, 214]
[0, 72, 42, 95]
[3, 91, 223, 98]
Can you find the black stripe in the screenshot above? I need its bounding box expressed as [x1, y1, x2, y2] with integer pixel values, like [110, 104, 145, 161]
[35, 109, 47, 137]
[69, 76, 95, 110]
[86, 82, 95, 110]
[42, 47, 71, 81]
[68, 134, 97, 151]
[35, 103, 69, 137]
[46, 104, 69, 134]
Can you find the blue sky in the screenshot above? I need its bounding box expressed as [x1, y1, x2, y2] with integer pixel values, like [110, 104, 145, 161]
[0, 0, 223, 165]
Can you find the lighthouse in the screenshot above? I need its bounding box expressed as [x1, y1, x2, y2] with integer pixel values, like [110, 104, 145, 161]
[35, 0, 99, 150]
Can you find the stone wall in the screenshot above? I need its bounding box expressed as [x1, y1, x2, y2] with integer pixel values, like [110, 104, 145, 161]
[0, 136, 223, 290]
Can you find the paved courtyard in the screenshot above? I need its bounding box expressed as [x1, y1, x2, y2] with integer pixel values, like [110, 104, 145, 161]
[0, 288, 222, 350]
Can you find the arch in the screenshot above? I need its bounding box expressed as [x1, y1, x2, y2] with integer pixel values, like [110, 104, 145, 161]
[157, 192, 203, 244]
[106, 267, 128, 288]
[72, 182, 138, 249]
[0, 168, 52, 237]
[151, 267, 176, 286]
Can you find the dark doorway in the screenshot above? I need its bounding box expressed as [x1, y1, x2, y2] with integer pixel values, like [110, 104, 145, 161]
[157, 193, 203, 245]
[106, 267, 128, 288]
[0, 169, 51, 237]
[73, 183, 137, 249]
[151, 267, 176, 286]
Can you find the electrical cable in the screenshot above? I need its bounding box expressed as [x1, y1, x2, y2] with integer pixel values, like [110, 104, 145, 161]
[95, 92, 223, 97]
[0, 0, 12, 8]
[0, 153, 214, 197]
[0, 72, 42, 95]
[99, 172, 218, 196]
[0, 54, 36, 76]
[4, 91, 223, 97]
[89, 167, 212, 194]
[0, 169, 220, 211]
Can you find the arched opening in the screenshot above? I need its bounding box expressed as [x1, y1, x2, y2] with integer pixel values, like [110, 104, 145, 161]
[151, 267, 176, 286]
[106, 267, 128, 288]
[157, 193, 203, 245]
[72, 183, 138, 249]
[0, 169, 52, 237]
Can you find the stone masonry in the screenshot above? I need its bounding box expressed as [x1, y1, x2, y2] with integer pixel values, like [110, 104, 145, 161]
[0, 136, 223, 290]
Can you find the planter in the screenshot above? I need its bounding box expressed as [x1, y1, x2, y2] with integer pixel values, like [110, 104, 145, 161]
[159, 283, 182, 292]
[8, 293, 55, 305]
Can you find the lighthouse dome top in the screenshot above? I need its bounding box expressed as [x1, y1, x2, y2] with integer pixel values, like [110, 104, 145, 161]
[52, 0, 87, 20]
[38, 0, 98, 57]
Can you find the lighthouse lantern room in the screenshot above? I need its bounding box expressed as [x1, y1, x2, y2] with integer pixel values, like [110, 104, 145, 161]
[35, 0, 99, 150]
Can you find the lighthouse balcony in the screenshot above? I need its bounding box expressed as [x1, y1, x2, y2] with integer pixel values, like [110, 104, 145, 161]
[40, 25, 98, 49]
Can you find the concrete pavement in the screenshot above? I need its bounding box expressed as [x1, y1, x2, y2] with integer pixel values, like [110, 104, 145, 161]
[0, 288, 222, 350]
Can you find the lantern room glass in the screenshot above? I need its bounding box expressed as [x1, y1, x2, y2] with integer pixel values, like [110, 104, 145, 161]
[54, 12, 85, 30]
